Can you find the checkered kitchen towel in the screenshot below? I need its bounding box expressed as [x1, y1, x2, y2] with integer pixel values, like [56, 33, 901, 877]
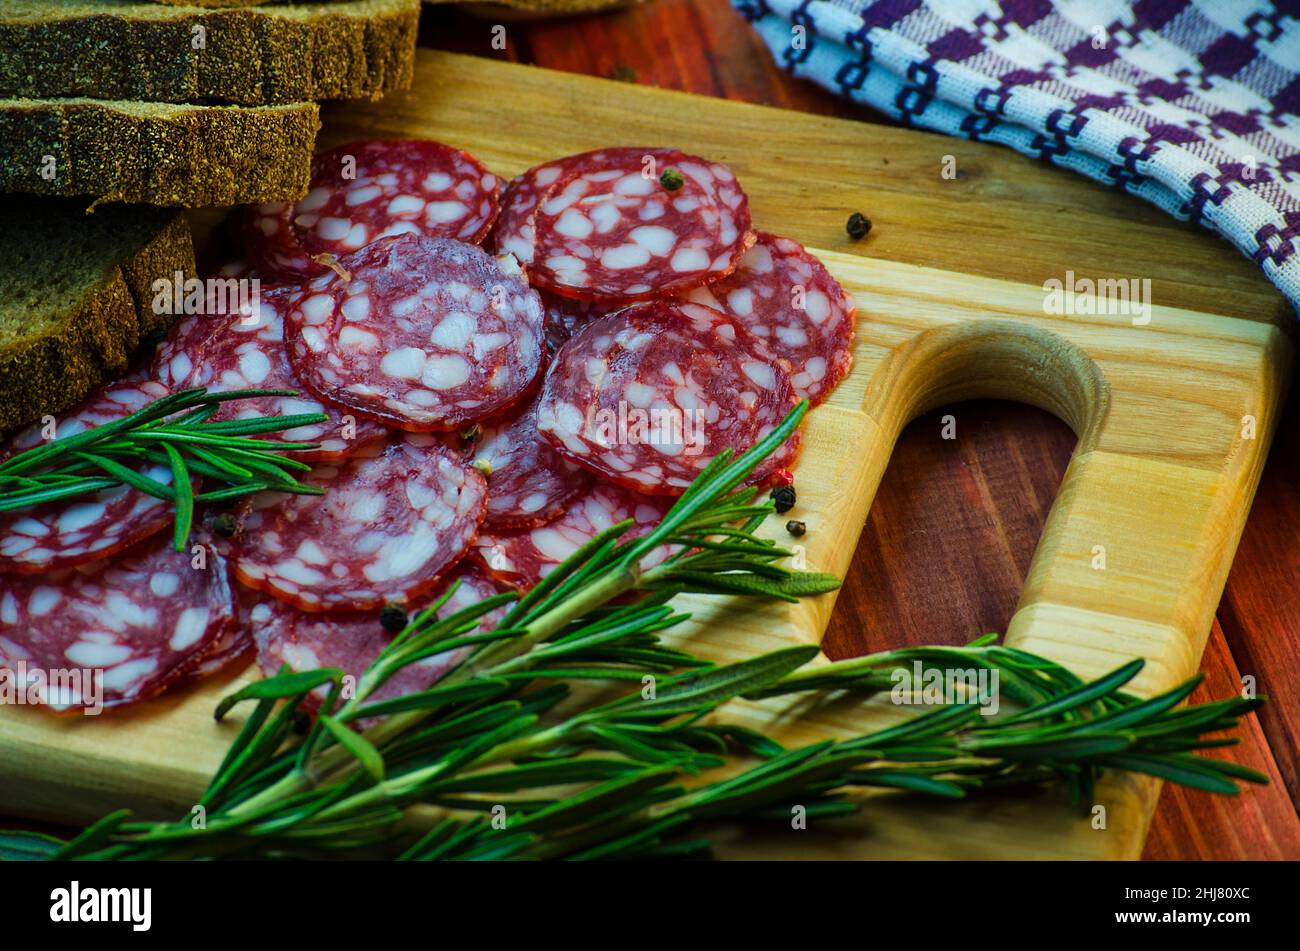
[733, 0, 1300, 311]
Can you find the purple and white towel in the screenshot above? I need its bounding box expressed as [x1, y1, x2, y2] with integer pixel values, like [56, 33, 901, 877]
[733, 0, 1300, 311]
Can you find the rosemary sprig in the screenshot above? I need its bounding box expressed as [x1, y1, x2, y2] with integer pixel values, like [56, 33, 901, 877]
[0, 388, 328, 550]
[12, 403, 1267, 861]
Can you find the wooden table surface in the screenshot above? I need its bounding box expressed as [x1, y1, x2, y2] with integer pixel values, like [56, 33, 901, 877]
[422, 0, 1300, 859]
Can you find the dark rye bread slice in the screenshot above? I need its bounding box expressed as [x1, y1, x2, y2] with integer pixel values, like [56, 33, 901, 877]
[0, 98, 320, 206]
[0, 0, 420, 106]
[0, 197, 194, 432]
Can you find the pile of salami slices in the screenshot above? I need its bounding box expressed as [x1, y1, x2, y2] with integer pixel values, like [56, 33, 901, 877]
[0, 140, 855, 713]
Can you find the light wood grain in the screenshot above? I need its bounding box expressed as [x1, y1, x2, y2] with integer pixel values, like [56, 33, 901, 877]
[0, 51, 1291, 859]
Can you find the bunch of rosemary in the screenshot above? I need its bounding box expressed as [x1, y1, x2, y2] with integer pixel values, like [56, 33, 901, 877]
[0, 388, 327, 550]
[7, 404, 1266, 861]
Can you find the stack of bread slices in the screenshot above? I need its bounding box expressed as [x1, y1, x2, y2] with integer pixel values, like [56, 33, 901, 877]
[0, 0, 421, 429]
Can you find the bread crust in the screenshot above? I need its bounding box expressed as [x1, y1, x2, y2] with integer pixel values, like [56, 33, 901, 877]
[0, 98, 320, 206]
[0, 207, 195, 432]
[0, 0, 419, 106]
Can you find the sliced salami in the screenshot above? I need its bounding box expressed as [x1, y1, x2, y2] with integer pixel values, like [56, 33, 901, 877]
[475, 482, 672, 590]
[0, 378, 178, 574]
[526, 148, 754, 303]
[245, 139, 501, 280]
[230, 434, 488, 613]
[471, 391, 593, 532]
[536, 301, 801, 495]
[0, 531, 237, 710]
[285, 233, 545, 432]
[250, 566, 508, 718]
[152, 288, 388, 462]
[492, 149, 634, 266]
[685, 232, 856, 406]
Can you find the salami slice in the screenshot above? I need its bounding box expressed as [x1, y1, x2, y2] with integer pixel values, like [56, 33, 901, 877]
[250, 566, 508, 718]
[526, 148, 754, 303]
[0, 531, 237, 710]
[491, 149, 638, 266]
[0, 378, 179, 574]
[230, 434, 488, 612]
[152, 288, 388, 462]
[685, 232, 856, 406]
[475, 482, 672, 590]
[245, 140, 501, 280]
[472, 391, 593, 532]
[286, 233, 545, 432]
[536, 301, 801, 495]
[152, 278, 286, 389]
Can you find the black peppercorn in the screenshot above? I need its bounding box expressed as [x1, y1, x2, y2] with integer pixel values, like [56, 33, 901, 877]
[660, 168, 685, 191]
[211, 512, 238, 538]
[379, 603, 409, 633]
[846, 212, 872, 240]
[786, 519, 806, 537]
[770, 484, 796, 514]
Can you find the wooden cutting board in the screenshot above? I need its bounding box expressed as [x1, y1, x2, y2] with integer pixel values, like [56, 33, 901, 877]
[0, 51, 1292, 859]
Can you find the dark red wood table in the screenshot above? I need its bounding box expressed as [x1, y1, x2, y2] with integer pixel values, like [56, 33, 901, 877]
[422, 0, 1300, 859]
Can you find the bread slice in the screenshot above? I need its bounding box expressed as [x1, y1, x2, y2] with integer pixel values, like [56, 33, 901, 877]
[0, 197, 195, 432]
[0, 97, 320, 206]
[0, 0, 420, 106]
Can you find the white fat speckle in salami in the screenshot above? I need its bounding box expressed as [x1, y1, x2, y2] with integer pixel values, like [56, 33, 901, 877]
[149, 285, 387, 462]
[230, 435, 487, 612]
[475, 482, 672, 590]
[0, 378, 178, 573]
[0, 532, 236, 710]
[684, 232, 856, 406]
[536, 301, 801, 494]
[284, 233, 544, 432]
[243, 139, 501, 280]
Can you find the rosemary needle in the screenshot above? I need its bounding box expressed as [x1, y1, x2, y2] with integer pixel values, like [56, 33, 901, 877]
[18, 403, 1268, 861]
[0, 388, 328, 550]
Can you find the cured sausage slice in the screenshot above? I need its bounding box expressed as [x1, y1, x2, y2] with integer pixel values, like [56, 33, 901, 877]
[493, 148, 656, 266]
[527, 148, 754, 304]
[536, 301, 801, 495]
[152, 288, 388, 462]
[250, 566, 508, 718]
[230, 434, 488, 613]
[685, 232, 856, 406]
[0, 378, 177, 573]
[285, 233, 545, 432]
[0, 531, 237, 710]
[472, 392, 593, 532]
[184, 577, 257, 680]
[244, 139, 502, 280]
[474, 482, 672, 590]
[492, 156, 579, 266]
